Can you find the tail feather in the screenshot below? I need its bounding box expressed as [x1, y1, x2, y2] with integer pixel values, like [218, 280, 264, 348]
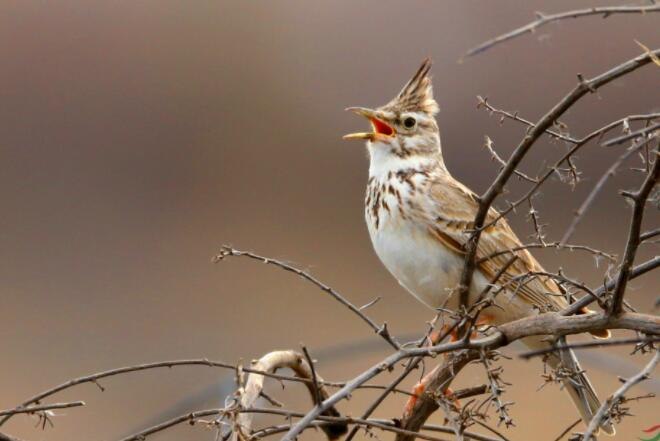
[551, 340, 616, 436]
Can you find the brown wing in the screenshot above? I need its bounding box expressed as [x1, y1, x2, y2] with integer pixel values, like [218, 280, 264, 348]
[425, 174, 567, 312]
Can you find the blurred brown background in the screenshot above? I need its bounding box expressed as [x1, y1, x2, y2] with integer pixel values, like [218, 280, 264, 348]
[0, 1, 658, 440]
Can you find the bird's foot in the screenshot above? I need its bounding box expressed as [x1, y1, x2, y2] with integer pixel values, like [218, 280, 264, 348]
[404, 382, 459, 417]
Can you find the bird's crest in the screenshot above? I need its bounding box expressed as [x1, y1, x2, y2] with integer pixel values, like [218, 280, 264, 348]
[385, 58, 439, 115]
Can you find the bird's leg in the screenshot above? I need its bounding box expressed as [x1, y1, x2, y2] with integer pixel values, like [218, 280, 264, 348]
[403, 324, 460, 417]
[469, 313, 494, 339]
[403, 315, 495, 417]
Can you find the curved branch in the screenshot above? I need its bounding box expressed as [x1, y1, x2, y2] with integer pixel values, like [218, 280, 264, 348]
[582, 349, 660, 440]
[214, 246, 400, 349]
[232, 350, 346, 440]
[464, 5, 660, 58]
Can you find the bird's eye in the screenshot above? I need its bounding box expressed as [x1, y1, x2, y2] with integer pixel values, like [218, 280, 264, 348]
[403, 117, 416, 129]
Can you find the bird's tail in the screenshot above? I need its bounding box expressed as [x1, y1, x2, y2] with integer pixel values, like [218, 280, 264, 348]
[547, 338, 616, 436]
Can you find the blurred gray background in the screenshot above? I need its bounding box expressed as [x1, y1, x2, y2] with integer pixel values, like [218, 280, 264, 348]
[0, 1, 658, 440]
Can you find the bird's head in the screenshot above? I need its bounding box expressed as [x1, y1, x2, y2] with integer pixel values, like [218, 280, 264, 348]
[344, 58, 441, 162]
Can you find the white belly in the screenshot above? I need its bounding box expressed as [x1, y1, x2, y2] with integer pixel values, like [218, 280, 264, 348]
[367, 214, 481, 311]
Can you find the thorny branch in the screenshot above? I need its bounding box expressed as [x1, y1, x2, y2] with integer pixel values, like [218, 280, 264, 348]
[609, 147, 659, 315]
[213, 246, 400, 350]
[582, 349, 660, 440]
[463, 4, 660, 58]
[5, 12, 659, 441]
[456, 47, 660, 322]
[0, 401, 85, 417]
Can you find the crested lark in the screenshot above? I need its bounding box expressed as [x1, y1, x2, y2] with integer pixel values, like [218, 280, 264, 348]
[344, 59, 614, 435]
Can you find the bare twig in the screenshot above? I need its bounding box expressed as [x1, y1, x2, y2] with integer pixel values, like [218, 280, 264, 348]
[231, 350, 346, 440]
[0, 401, 85, 417]
[561, 136, 658, 244]
[477, 96, 577, 143]
[477, 241, 616, 265]
[602, 121, 660, 147]
[562, 255, 659, 316]
[640, 227, 660, 242]
[0, 433, 26, 441]
[552, 419, 581, 441]
[609, 148, 659, 315]
[281, 310, 658, 441]
[301, 346, 323, 407]
[483, 135, 538, 183]
[582, 349, 660, 440]
[457, 49, 660, 317]
[519, 336, 660, 359]
[214, 246, 400, 349]
[463, 5, 660, 58]
[0, 359, 239, 427]
[120, 406, 502, 441]
[0, 358, 403, 428]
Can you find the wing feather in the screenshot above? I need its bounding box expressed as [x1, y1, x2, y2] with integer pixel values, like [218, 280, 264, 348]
[425, 175, 567, 312]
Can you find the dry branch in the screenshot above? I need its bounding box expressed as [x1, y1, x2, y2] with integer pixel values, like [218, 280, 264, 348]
[395, 350, 480, 441]
[457, 48, 660, 319]
[609, 147, 659, 315]
[464, 5, 660, 58]
[582, 349, 659, 440]
[214, 246, 400, 349]
[281, 311, 658, 440]
[231, 350, 346, 440]
[0, 401, 84, 417]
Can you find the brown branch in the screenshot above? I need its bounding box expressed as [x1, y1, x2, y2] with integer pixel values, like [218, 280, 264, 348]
[479, 114, 660, 235]
[477, 241, 616, 265]
[477, 96, 578, 143]
[483, 135, 538, 183]
[0, 401, 85, 417]
[0, 433, 26, 441]
[640, 227, 660, 242]
[281, 310, 658, 441]
[562, 255, 659, 316]
[301, 346, 323, 409]
[457, 48, 660, 318]
[561, 136, 658, 244]
[232, 350, 346, 440]
[553, 419, 581, 441]
[0, 358, 402, 428]
[463, 5, 660, 58]
[602, 121, 660, 147]
[609, 148, 659, 315]
[395, 350, 480, 441]
[0, 359, 241, 427]
[519, 336, 660, 359]
[119, 406, 501, 441]
[582, 349, 660, 440]
[213, 246, 400, 349]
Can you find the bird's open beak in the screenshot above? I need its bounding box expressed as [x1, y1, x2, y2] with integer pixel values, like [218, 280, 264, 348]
[343, 107, 395, 141]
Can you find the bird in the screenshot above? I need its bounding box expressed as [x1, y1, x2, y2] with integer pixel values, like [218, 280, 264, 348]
[343, 58, 615, 435]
